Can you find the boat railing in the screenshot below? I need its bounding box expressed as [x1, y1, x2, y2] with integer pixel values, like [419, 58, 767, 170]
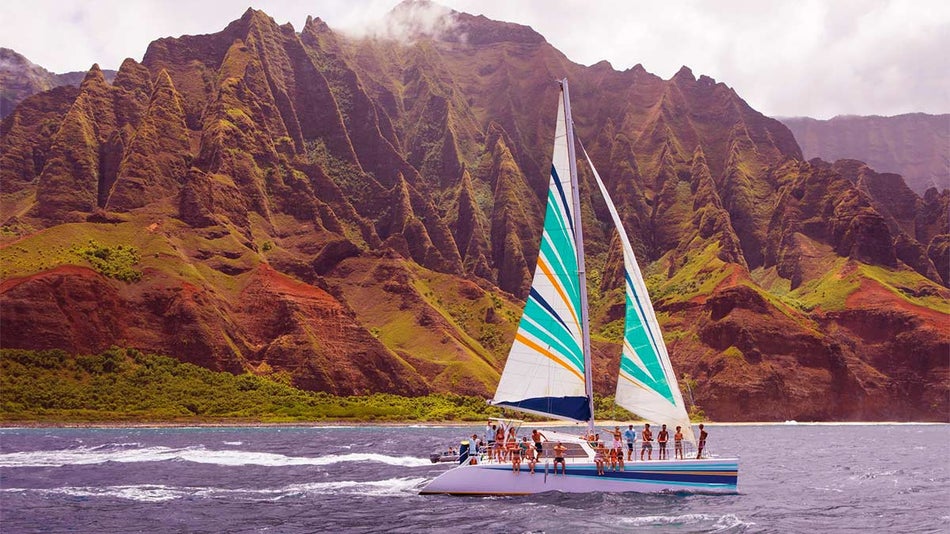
[468, 439, 719, 464]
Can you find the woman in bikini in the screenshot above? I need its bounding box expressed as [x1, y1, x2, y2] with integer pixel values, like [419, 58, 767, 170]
[594, 441, 607, 475]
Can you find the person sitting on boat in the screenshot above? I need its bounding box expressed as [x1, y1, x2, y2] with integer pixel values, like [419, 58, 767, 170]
[553, 442, 567, 475]
[510, 439, 522, 472]
[608, 443, 619, 472]
[696, 424, 708, 459]
[594, 441, 606, 475]
[657, 424, 669, 460]
[519, 436, 530, 459]
[588, 433, 600, 448]
[624, 424, 637, 461]
[524, 439, 538, 474]
[610, 426, 623, 463]
[674, 426, 684, 459]
[640, 424, 653, 461]
[531, 429, 546, 459]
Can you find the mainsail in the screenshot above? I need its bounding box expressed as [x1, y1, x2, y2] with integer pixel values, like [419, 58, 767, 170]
[491, 82, 592, 422]
[582, 147, 696, 443]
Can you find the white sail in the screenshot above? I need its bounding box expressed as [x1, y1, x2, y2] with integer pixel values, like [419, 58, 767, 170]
[582, 147, 696, 443]
[492, 83, 592, 422]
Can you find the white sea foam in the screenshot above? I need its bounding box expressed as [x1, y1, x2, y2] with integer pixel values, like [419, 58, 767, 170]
[620, 513, 754, 530]
[0, 446, 431, 468]
[221, 441, 243, 446]
[0, 477, 427, 503]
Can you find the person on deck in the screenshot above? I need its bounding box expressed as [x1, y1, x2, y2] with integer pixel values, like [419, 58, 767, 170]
[510, 438, 522, 472]
[531, 429, 546, 459]
[594, 441, 606, 475]
[640, 423, 653, 461]
[524, 438, 538, 473]
[494, 425, 506, 462]
[607, 444, 619, 472]
[623, 424, 637, 461]
[506, 427, 518, 463]
[696, 424, 708, 459]
[674, 426, 684, 459]
[553, 442, 567, 475]
[657, 424, 669, 460]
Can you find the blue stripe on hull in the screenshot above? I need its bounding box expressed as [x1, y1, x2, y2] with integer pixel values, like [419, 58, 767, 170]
[494, 396, 591, 421]
[555, 464, 738, 488]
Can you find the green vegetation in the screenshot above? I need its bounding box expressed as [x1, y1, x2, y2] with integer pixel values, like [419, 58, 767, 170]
[1, 348, 639, 424]
[72, 240, 142, 282]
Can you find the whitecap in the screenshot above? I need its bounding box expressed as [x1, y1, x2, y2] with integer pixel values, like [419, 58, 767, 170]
[0, 477, 428, 502]
[0, 446, 432, 468]
[620, 513, 754, 530]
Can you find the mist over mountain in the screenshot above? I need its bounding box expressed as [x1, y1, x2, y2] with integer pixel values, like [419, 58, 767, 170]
[1, 2, 947, 421]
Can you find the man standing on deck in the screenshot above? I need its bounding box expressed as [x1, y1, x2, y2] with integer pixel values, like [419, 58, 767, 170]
[623, 425, 637, 461]
[640, 423, 653, 461]
[657, 424, 669, 460]
[696, 424, 708, 459]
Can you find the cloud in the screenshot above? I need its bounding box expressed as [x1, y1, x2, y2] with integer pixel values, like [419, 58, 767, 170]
[0, 0, 946, 118]
[335, 0, 462, 43]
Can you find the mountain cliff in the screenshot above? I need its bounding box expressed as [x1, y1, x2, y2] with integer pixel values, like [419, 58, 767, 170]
[1, 2, 947, 421]
[780, 114, 950, 195]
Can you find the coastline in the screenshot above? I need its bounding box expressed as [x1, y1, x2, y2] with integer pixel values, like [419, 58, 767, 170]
[1, 419, 945, 429]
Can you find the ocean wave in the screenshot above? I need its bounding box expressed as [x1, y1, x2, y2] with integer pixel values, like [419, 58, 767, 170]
[620, 513, 754, 530]
[0, 446, 432, 468]
[1, 477, 427, 502]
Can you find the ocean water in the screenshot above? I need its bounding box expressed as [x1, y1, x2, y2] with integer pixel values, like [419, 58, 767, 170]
[0, 424, 947, 533]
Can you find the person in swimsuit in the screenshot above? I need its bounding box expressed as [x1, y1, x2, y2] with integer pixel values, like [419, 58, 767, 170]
[553, 442, 567, 475]
[640, 423, 653, 461]
[510, 437, 522, 472]
[610, 426, 624, 466]
[696, 424, 708, 459]
[524, 439, 538, 473]
[674, 426, 684, 459]
[531, 429, 546, 459]
[657, 424, 669, 460]
[493, 426, 506, 462]
[506, 427, 518, 463]
[594, 441, 606, 475]
[608, 444, 619, 472]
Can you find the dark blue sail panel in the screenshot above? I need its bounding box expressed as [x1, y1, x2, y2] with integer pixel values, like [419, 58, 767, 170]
[494, 396, 592, 422]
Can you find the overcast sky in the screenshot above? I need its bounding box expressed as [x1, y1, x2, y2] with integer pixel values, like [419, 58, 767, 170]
[2, 0, 947, 118]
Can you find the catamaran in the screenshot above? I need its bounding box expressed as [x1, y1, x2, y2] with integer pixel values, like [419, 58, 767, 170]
[419, 79, 739, 495]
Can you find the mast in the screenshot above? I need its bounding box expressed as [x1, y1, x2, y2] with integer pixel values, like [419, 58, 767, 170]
[560, 79, 596, 433]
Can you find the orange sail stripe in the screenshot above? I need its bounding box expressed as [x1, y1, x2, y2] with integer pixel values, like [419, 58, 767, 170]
[536, 257, 582, 335]
[515, 333, 585, 383]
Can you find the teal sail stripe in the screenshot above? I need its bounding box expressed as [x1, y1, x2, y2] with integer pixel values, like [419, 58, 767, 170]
[520, 297, 583, 371]
[540, 189, 580, 301]
[621, 272, 675, 403]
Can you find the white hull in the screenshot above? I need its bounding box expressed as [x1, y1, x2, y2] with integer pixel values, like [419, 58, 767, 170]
[419, 457, 739, 495]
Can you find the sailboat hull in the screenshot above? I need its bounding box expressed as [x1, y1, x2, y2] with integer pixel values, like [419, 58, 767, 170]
[419, 458, 739, 495]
